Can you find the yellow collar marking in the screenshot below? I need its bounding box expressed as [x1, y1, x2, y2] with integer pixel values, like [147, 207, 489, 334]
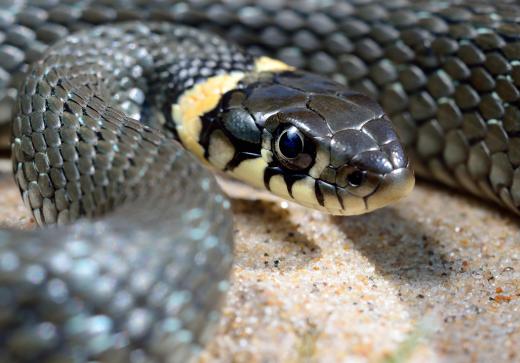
[171, 57, 292, 166]
[172, 72, 245, 161]
[254, 56, 295, 73]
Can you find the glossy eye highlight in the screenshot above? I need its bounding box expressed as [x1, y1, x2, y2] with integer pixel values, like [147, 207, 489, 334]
[276, 126, 304, 159]
[272, 125, 314, 171]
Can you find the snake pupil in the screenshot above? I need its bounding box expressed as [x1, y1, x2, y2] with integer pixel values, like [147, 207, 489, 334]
[278, 127, 303, 159]
[347, 170, 365, 188]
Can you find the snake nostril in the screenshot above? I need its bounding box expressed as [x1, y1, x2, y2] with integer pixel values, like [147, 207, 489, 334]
[347, 170, 366, 188]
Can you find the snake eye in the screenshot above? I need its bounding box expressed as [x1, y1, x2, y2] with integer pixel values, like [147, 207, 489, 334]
[347, 170, 366, 188]
[273, 125, 313, 170]
[276, 126, 304, 159]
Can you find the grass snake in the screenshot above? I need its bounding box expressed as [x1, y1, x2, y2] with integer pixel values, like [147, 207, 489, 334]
[0, 0, 518, 362]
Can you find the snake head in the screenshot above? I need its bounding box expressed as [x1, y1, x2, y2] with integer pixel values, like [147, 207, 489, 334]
[259, 71, 415, 215]
[200, 69, 414, 215]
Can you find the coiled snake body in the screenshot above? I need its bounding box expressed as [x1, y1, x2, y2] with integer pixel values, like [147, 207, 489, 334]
[0, 0, 518, 361]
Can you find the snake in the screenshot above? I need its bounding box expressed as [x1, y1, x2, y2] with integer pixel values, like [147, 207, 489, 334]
[0, 0, 518, 361]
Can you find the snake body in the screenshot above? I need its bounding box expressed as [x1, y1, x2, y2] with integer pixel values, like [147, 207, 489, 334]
[0, 0, 519, 361]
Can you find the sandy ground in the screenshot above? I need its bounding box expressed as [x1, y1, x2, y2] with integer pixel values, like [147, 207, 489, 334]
[0, 159, 518, 363]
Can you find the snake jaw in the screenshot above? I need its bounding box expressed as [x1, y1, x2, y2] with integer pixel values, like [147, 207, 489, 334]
[365, 167, 415, 212]
[313, 164, 414, 216]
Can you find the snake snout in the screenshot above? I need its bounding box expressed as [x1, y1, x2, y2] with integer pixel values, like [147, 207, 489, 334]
[354, 113, 415, 213]
[323, 103, 415, 215]
[366, 167, 415, 211]
[360, 113, 415, 210]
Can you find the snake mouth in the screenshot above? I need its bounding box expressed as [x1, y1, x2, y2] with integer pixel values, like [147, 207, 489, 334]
[316, 166, 414, 216]
[364, 167, 415, 212]
[290, 165, 415, 216]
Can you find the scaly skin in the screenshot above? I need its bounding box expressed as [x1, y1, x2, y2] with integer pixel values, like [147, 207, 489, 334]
[0, 1, 518, 362]
[7, 23, 237, 362]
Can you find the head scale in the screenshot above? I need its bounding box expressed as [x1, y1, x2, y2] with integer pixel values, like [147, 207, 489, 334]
[200, 69, 414, 215]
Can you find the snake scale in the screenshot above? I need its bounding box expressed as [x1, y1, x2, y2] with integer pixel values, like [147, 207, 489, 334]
[0, 0, 518, 361]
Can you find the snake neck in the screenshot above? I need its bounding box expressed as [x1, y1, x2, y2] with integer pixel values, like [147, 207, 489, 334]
[168, 56, 294, 169]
